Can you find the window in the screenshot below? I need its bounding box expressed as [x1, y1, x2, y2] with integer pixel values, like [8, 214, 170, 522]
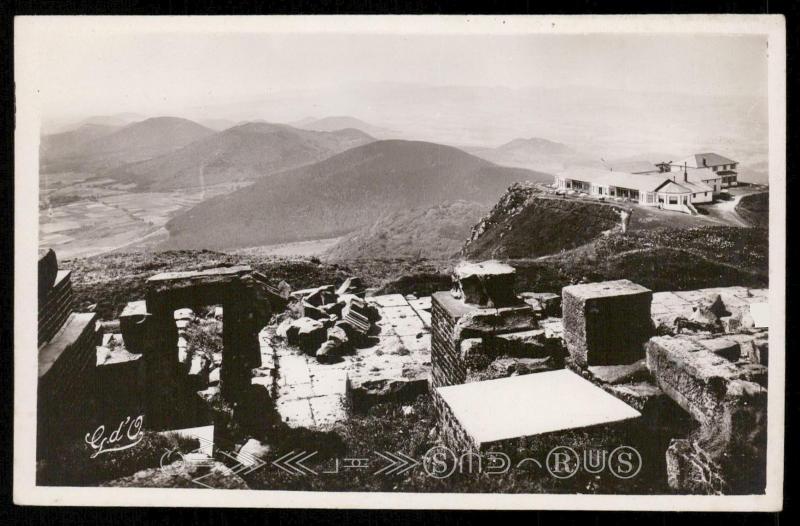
[705, 192, 709, 197]
[712, 166, 718, 172]
[669, 196, 678, 205]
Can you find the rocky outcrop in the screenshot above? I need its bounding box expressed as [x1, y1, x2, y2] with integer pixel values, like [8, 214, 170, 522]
[462, 182, 622, 259]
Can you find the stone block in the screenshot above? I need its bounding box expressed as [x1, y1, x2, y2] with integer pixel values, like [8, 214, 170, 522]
[302, 301, 327, 320]
[588, 359, 649, 385]
[666, 438, 728, 494]
[304, 285, 337, 307]
[483, 329, 557, 360]
[336, 276, 365, 296]
[316, 338, 346, 363]
[519, 292, 561, 317]
[466, 356, 554, 382]
[236, 438, 271, 467]
[645, 335, 768, 426]
[562, 279, 652, 367]
[454, 305, 537, 341]
[38, 248, 58, 302]
[436, 370, 640, 450]
[453, 260, 518, 308]
[285, 317, 327, 354]
[694, 336, 741, 362]
[119, 300, 150, 354]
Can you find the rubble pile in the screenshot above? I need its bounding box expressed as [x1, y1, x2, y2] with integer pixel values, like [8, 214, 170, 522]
[276, 276, 379, 363]
[249, 277, 434, 431]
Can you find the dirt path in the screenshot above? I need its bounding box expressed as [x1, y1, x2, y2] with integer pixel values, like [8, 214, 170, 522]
[696, 188, 766, 228]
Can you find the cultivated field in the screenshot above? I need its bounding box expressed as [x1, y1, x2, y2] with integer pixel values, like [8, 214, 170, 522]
[39, 174, 248, 259]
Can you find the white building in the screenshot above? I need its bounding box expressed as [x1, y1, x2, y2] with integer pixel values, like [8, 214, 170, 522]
[554, 168, 714, 215]
[663, 153, 739, 193]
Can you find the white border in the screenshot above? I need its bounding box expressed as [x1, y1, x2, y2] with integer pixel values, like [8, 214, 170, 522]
[14, 14, 786, 510]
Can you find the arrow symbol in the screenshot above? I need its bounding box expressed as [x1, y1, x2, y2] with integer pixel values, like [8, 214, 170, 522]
[272, 450, 318, 476]
[374, 451, 419, 476]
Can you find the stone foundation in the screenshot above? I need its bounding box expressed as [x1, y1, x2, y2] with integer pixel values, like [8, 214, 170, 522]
[646, 335, 768, 494]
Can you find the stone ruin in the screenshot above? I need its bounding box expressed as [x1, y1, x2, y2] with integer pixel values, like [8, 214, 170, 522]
[115, 265, 289, 429]
[430, 259, 770, 494]
[38, 255, 434, 471]
[255, 279, 432, 431]
[36, 246, 770, 494]
[37, 249, 99, 457]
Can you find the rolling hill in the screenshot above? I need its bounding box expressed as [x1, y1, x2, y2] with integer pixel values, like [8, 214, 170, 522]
[163, 140, 552, 250]
[40, 123, 121, 165]
[466, 137, 597, 173]
[326, 200, 489, 260]
[40, 117, 215, 173]
[293, 116, 395, 138]
[106, 122, 375, 191]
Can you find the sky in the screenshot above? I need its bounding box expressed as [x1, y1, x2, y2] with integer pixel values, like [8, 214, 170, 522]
[23, 26, 768, 124]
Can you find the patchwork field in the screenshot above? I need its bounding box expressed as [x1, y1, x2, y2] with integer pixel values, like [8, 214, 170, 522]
[39, 174, 248, 259]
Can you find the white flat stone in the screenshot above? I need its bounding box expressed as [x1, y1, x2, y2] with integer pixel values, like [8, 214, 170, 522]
[369, 294, 409, 308]
[436, 369, 640, 447]
[160, 424, 215, 456]
[749, 302, 769, 328]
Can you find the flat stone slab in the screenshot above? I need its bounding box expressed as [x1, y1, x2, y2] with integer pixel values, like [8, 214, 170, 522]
[539, 317, 564, 339]
[369, 294, 409, 308]
[120, 300, 148, 318]
[39, 311, 98, 378]
[96, 345, 142, 366]
[749, 303, 769, 328]
[408, 297, 432, 312]
[651, 287, 770, 328]
[147, 266, 252, 283]
[436, 369, 641, 447]
[159, 424, 215, 456]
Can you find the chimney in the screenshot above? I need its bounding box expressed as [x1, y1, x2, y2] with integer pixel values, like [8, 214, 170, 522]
[684, 162, 688, 182]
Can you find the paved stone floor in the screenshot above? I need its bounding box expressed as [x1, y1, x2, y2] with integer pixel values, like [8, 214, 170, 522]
[254, 294, 432, 431]
[650, 286, 768, 327]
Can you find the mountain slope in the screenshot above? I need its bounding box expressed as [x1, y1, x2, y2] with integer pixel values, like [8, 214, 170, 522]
[40, 124, 121, 166]
[41, 117, 215, 173]
[106, 122, 375, 191]
[164, 140, 551, 250]
[462, 183, 626, 259]
[326, 201, 489, 260]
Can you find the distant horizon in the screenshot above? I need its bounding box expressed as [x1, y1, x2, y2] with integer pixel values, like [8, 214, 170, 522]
[42, 79, 768, 132]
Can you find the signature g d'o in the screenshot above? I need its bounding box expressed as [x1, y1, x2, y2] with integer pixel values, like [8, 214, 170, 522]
[85, 415, 144, 458]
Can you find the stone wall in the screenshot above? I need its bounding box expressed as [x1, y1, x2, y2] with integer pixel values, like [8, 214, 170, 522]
[431, 291, 475, 388]
[37, 312, 99, 456]
[646, 335, 768, 494]
[38, 270, 74, 346]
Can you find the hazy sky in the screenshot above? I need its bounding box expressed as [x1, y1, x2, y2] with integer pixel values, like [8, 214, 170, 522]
[28, 29, 768, 122]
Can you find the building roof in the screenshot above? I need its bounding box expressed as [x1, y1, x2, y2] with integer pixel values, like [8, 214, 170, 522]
[558, 168, 713, 195]
[679, 179, 714, 193]
[676, 153, 737, 169]
[557, 168, 668, 193]
[607, 160, 659, 174]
